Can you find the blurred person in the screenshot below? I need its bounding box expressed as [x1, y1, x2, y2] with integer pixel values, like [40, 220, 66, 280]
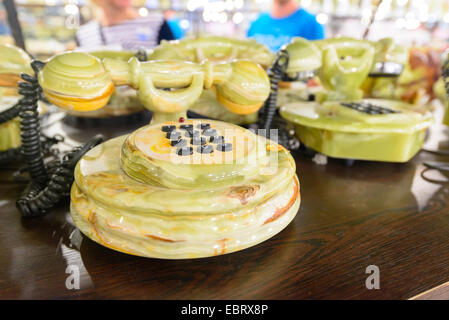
[0, 11, 10, 35]
[247, 0, 324, 52]
[76, 0, 174, 50]
[165, 10, 184, 40]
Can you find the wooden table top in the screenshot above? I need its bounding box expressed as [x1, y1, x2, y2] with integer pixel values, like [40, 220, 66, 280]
[1, 112, 449, 300]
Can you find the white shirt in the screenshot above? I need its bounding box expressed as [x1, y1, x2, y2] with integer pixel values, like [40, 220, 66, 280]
[76, 14, 165, 50]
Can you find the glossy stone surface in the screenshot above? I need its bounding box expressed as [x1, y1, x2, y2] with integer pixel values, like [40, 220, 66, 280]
[0, 44, 32, 88]
[282, 37, 408, 103]
[39, 52, 114, 112]
[215, 60, 270, 115]
[0, 97, 21, 151]
[71, 120, 300, 259]
[147, 36, 273, 121]
[280, 99, 433, 162]
[148, 36, 274, 68]
[39, 51, 269, 123]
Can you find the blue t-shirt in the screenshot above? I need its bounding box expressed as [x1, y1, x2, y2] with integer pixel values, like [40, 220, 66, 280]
[247, 8, 324, 52]
[167, 19, 184, 40]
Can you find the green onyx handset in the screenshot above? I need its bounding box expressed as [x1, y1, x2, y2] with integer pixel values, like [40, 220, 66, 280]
[38, 52, 270, 123]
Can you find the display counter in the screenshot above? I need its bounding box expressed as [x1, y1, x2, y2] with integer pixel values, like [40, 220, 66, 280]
[1, 111, 449, 299]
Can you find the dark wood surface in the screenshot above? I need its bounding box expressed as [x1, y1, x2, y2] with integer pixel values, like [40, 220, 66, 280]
[2, 111, 449, 300]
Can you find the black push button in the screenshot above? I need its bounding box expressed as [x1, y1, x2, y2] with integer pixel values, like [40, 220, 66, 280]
[209, 135, 224, 143]
[177, 146, 193, 156]
[162, 125, 176, 132]
[197, 145, 214, 154]
[217, 143, 232, 152]
[171, 139, 187, 147]
[197, 123, 211, 130]
[191, 136, 207, 145]
[180, 124, 194, 130]
[167, 131, 182, 140]
[185, 130, 200, 138]
[202, 128, 217, 136]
